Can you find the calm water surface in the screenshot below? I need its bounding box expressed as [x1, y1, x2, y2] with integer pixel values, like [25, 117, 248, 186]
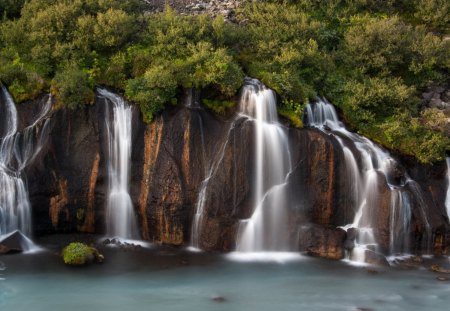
[0, 245, 449, 311]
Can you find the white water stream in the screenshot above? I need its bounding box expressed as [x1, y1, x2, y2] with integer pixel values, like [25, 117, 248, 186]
[306, 100, 431, 262]
[0, 86, 51, 250]
[236, 79, 292, 252]
[99, 88, 139, 240]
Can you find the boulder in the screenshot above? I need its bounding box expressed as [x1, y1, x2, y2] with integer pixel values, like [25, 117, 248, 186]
[62, 242, 104, 266]
[364, 249, 390, 266]
[298, 224, 346, 260]
[0, 230, 29, 253]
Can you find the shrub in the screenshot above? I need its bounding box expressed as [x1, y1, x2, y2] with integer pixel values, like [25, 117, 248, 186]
[62, 242, 95, 265]
[51, 64, 95, 109]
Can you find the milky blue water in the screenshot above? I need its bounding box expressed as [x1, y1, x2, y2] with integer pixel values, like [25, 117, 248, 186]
[0, 249, 449, 311]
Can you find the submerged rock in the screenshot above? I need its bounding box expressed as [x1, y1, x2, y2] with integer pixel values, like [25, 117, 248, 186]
[211, 296, 226, 303]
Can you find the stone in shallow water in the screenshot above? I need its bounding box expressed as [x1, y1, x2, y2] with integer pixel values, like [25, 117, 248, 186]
[0, 231, 28, 254]
[430, 264, 450, 274]
[211, 296, 226, 303]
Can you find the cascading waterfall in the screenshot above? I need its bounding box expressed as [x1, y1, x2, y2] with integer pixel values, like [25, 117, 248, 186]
[0, 86, 51, 249]
[446, 158, 450, 221]
[236, 79, 292, 252]
[191, 78, 293, 253]
[305, 99, 430, 262]
[99, 88, 139, 240]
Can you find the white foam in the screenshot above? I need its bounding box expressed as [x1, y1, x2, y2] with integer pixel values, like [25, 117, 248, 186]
[226, 252, 305, 263]
[100, 237, 152, 248]
[185, 246, 203, 253]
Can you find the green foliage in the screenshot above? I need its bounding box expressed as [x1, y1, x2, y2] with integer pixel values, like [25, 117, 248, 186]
[0, 0, 25, 19]
[380, 113, 450, 163]
[124, 9, 244, 121]
[0, 0, 141, 106]
[202, 99, 236, 115]
[0, 0, 449, 162]
[413, 0, 450, 32]
[51, 63, 95, 109]
[235, 2, 329, 103]
[278, 99, 304, 128]
[62, 242, 95, 265]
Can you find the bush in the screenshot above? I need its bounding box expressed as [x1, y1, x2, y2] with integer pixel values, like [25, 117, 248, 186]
[62, 242, 95, 265]
[51, 64, 95, 109]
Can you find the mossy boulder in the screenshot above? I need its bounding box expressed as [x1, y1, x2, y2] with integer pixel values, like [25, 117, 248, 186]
[62, 242, 104, 266]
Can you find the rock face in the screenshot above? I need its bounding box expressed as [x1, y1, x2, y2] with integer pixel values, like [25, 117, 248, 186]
[12, 88, 450, 260]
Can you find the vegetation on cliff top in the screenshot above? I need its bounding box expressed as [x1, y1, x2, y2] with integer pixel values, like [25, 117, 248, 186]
[0, 0, 449, 163]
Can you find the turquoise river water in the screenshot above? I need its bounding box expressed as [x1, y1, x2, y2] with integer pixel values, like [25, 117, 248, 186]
[0, 241, 449, 311]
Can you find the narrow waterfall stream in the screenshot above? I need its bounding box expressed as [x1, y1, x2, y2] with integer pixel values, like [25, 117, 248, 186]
[236, 79, 292, 252]
[305, 100, 431, 262]
[0, 86, 51, 250]
[98, 88, 139, 240]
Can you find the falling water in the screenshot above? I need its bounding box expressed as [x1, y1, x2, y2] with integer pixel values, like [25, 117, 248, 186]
[0, 86, 51, 250]
[446, 158, 450, 221]
[190, 79, 293, 252]
[190, 119, 237, 249]
[305, 100, 429, 262]
[236, 78, 292, 252]
[98, 88, 139, 240]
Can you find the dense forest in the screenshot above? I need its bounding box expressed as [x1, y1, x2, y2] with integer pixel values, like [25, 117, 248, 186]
[0, 0, 449, 163]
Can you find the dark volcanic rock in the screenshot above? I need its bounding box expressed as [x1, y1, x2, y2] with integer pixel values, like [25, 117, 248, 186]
[0, 231, 28, 253]
[11, 85, 450, 258]
[298, 224, 346, 260]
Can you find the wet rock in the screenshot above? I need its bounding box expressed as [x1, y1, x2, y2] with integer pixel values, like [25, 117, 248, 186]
[343, 228, 357, 251]
[364, 250, 389, 266]
[0, 231, 28, 253]
[0, 244, 21, 255]
[298, 224, 346, 260]
[430, 264, 450, 274]
[211, 296, 226, 302]
[391, 256, 423, 269]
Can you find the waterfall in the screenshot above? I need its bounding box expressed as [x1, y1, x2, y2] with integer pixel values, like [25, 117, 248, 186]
[0, 86, 51, 250]
[190, 78, 293, 252]
[99, 88, 139, 240]
[446, 158, 450, 221]
[305, 100, 430, 262]
[236, 78, 292, 252]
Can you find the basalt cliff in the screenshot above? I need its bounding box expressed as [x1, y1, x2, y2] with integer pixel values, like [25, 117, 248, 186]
[6, 87, 450, 262]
